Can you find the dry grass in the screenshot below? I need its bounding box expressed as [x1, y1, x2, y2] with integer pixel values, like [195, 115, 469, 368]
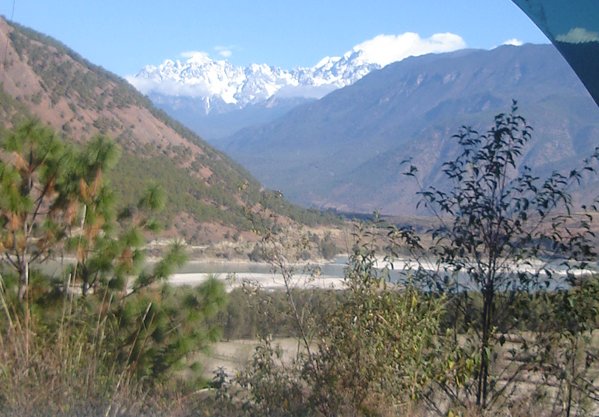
[198, 332, 599, 416]
[199, 337, 306, 380]
[0, 287, 167, 417]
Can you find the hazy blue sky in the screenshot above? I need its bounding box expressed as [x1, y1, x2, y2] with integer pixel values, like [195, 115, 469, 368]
[0, 1, 548, 76]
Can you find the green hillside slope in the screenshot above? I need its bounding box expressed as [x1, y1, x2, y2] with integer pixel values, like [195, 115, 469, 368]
[224, 44, 599, 214]
[0, 18, 333, 241]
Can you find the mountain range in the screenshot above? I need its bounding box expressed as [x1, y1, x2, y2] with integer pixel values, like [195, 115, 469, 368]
[8, 15, 598, 222]
[217, 44, 599, 214]
[0, 18, 328, 243]
[126, 37, 462, 139]
[125, 48, 384, 140]
[128, 50, 380, 110]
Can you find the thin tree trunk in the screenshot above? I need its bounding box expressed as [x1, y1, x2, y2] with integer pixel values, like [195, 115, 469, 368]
[17, 256, 28, 302]
[565, 336, 578, 417]
[477, 285, 494, 409]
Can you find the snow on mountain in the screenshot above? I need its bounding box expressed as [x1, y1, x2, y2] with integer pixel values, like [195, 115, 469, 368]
[126, 32, 466, 113]
[127, 51, 378, 112]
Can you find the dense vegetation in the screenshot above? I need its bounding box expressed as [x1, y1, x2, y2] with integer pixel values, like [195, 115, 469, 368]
[1, 108, 598, 416]
[0, 121, 228, 416]
[204, 105, 599, 417]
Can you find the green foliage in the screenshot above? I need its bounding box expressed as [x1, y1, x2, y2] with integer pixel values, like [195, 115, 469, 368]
[399, 102, 599, 412]
[213, 287, 341, 341]
[74, 136, 119, 195]
[223, 223, 452, 417]
[105, 278, 226, 382]
[306, 227, 449, 416]
[108, 153, 254, 232]
[0, 278, 227, 416]
[236, 337, 308, 417]
[0, 120, 76, 299]
[0, 122, 228, 415]
[0, 83, 31, 125]
[138, 183, 166, 212]
[318, 233, 338, 259]
[539, 276, 599, 417]
[108, 154, 339, 240]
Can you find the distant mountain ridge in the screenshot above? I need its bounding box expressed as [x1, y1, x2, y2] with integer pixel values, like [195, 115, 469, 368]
[127, 49, 382, 113]
[220, 44, 599, 215]
[126, 33, 466, 140]
[126, 48, 382, 139]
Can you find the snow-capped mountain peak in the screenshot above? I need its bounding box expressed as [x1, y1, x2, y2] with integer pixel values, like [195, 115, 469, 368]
[127, 52, 378, 112]
[126, 32, 466, 113]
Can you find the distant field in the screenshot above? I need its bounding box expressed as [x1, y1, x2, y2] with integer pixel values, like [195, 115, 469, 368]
[199, 338, 307, 379]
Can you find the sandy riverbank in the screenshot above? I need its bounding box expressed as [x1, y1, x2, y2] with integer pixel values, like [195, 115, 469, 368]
[169, 271, 347, 290]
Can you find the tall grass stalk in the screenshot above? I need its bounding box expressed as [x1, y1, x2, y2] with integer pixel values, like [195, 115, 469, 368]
[0, 277, 153, 416]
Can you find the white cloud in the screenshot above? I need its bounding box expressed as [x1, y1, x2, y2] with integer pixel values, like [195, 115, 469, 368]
[215, 45, 234, 58]
[503, 38, 523, 46]
[180, 47, 234, 61]
[180, 50, 212, 64]
[351, 32, 466, 67]
[556, 27, 599, 44]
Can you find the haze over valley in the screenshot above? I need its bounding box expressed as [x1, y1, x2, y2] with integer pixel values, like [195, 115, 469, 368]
[129, 43, 599, 215]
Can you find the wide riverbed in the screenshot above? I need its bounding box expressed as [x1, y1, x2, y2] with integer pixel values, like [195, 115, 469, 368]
[170, 255, 350, 290]
[38, 255, 594, 291]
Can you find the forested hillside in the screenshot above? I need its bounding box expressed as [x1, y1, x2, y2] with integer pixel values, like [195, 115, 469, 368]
[222, 44, 599, 214]
[0, 18, 332, 242]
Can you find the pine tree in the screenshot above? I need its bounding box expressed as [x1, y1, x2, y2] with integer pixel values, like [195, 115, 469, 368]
[0, 120, 75, 302]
